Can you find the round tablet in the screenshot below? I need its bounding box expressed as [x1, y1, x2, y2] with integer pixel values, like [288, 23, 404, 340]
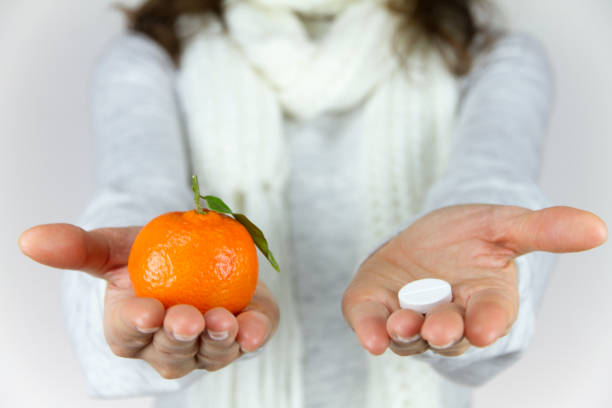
[398, 278, 453, 314]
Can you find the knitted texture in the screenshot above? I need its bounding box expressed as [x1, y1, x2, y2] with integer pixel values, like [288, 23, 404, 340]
[59, 25, 556, 408]
[177, 1, 458, 406]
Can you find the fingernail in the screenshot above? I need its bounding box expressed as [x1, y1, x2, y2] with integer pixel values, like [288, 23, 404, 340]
[240, 345, 266, 359]
[429, 338, 460, 350]
[207, 330, 229, 341]
[173, 332, 199, 342]
[393, 333, 422, 344]
[136, 326, 160, 334]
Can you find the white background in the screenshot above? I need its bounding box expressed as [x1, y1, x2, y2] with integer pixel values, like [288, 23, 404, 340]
[1, 1, 610, 407]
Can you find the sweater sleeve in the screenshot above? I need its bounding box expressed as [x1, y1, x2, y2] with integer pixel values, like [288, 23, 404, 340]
[419, 34, 557, 385]
[410, 32, 559, 385]
[61, 32, 202, 398]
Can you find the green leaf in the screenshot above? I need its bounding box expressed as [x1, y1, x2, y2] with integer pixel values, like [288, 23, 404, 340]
[201, 195, 232, 214]
[194, 187, 281, 273]
[234, 213, 280, 273]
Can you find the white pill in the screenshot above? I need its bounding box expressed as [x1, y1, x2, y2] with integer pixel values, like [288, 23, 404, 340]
[398, 279, 453, 314]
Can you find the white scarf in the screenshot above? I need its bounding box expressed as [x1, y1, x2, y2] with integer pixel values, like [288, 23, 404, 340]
[177, 1, 459, 407]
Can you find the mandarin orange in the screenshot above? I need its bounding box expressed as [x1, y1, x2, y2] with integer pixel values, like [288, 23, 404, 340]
[128, 209, 259, 314]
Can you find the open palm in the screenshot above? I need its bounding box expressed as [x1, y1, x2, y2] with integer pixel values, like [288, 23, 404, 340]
[19, 224, 279, 378]
[342, 204, 607, 357]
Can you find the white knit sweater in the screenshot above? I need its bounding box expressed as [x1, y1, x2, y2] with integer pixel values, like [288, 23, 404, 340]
[62, 30, 557, 408]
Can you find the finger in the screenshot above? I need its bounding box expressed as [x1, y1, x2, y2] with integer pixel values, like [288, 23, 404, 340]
[429, 336, 470, 357]
[421, 302, 465, 349]
[236, 310, 272, 353]
[236, 282, 279, 353]
[161, 304, 206, 345]
[343, 300, 390, 355]
[198, 341, 241, 371]
[198, 308, 240, 370]
[18, 223, 141, 277]
[387, 309, 428, 356]
[423, 303, 471, 356]
[497, 206, 608, 255]
[464, 288, 517, 347]
[105, 296, 165, 358]
[389, 336, 429, 356]
[138, 305, 204, 379]
[142, 331, 199, 380]
[386, 309, 424, 343]
[198, 308, 241, 372]
[202, 307, 239, 348]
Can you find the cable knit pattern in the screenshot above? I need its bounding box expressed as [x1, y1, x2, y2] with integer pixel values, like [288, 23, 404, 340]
[355, 33, 557, 391]
[177, 1, 459, 406]
[61, 20, 556, 408]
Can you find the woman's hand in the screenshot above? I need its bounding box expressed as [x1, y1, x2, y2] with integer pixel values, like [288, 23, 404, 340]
[342, 205, 607, 357]
[18, 224, 279, 379]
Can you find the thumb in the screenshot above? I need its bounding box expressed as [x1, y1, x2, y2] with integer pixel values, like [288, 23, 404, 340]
[501, 206, 607, 256]
[18, 223, 141, 278]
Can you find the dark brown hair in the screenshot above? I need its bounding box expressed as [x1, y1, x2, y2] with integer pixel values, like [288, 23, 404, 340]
[122, 0, 492, 75]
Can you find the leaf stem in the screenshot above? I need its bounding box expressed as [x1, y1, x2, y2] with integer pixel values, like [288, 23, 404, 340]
[192, 174, 207, 215]
[195, 182, 281, 273]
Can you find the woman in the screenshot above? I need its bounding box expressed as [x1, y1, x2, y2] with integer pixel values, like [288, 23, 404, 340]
[18, 0, 607, 407]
